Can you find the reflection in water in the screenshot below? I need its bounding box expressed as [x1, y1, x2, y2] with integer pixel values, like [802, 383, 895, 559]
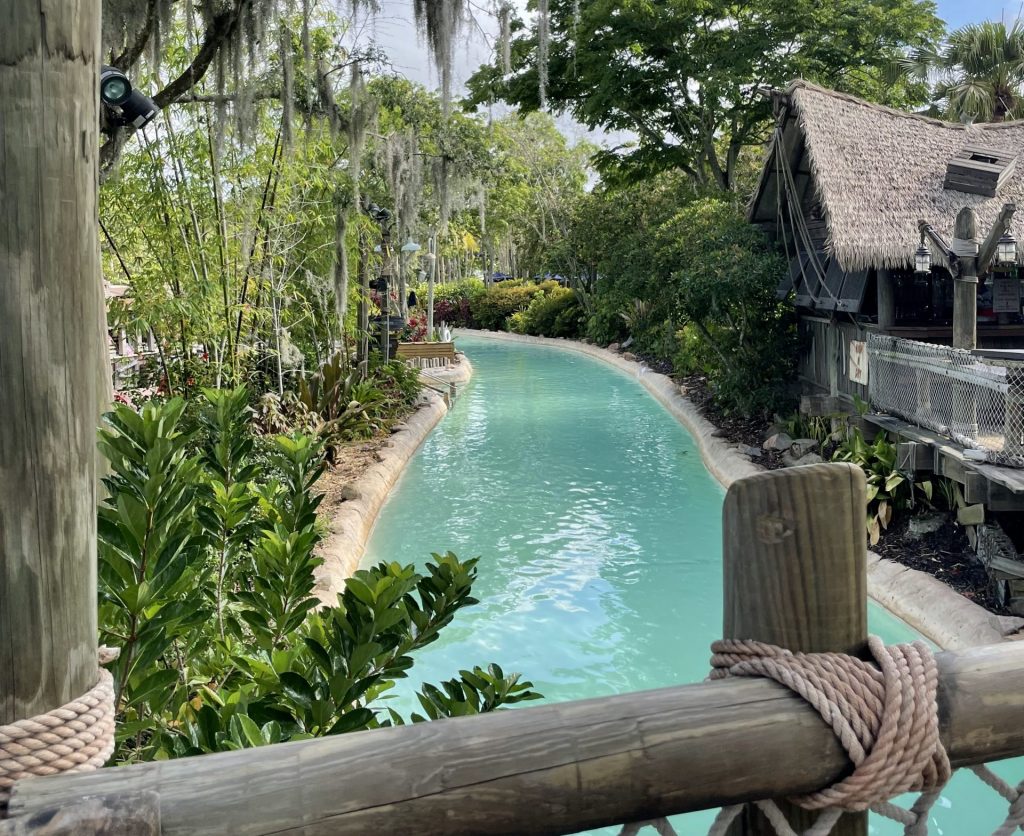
[361, 336, 1017, 835]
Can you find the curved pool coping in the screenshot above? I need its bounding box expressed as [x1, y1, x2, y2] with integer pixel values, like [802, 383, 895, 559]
[453, 329, 1023, 649]
[314, 358, 474, 604]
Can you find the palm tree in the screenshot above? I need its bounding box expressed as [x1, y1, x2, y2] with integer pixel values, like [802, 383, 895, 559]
[894, 20, 1024, 122]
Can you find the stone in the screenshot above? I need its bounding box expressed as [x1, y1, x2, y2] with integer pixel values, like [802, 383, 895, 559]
[957, 504, 985, 526]
[781, 451, 823, 468]
[623, 352, 638, 362]
[762, 432, 794, 452]
[339, 484, 360, 501]
[906, 513, 945, 540]
[735, 444, 762, 458]
[622, 336, 635, 349]
[607, 342, 620, 352]
[790, 438, 820, 458]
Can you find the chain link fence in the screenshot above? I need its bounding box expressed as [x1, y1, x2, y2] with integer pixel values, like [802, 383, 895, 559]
[867, 333, 1024, 468]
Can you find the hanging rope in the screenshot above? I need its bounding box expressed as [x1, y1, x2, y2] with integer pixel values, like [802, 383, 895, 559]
[0, 647, 119, 811]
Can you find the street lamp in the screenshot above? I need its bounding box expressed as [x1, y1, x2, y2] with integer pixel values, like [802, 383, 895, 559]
[915, 237, 932, 275]
[997, 231, 1017, 266]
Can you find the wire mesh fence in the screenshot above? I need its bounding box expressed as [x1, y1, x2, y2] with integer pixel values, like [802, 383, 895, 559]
[867, 334, 1024, 468]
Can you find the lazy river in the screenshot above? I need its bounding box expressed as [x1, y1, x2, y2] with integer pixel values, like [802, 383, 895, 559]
[361, 334, 1016, 834]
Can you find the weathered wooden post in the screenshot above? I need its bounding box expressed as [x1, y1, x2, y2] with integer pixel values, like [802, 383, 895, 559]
[953, 207, 979, 351]
[0, 0, 103, 809]
[876, 268, 895, 331]
[723, 462, 867, 836]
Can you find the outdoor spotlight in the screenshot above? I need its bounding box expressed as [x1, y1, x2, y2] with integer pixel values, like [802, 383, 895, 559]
[997, 231, 1018, 266]
[366, 203, 393, 225]
[915, 238, 932, 274]
[100, 65, 158, 129]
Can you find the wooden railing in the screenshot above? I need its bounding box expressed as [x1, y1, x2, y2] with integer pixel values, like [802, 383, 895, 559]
[4, 465, 1024, 836]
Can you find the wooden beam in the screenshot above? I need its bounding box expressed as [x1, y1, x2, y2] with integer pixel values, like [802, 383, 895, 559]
[964, 470, 989, 505]
[722, 463, 867, 836]
[897, 442, 933, 473]
[918, 220, 955, 274]
[7, 642, 1024, 836]
[0, 0, 103, 801]
[0, 792, 159, 836]
[978, 203, 1017, 275]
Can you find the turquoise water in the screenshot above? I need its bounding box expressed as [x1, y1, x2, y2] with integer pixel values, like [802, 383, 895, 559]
[362, 336, 1017, 835]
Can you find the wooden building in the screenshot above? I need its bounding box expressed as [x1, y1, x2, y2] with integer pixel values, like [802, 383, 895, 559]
[750, 81, 1024, 609]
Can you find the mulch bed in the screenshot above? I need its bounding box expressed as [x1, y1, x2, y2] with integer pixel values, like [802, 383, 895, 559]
[675, 372, 788, 470]
[874, 515, 1009, 615]
[670, 368, 1009, 616]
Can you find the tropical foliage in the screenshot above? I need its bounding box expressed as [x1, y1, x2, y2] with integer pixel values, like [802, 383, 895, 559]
[98, 392, 540, 763]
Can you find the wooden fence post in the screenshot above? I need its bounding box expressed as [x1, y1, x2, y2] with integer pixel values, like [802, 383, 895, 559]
[0, 0, 103, 810]
[723, 462, 867, 836]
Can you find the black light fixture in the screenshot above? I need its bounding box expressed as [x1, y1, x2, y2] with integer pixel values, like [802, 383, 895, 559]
[915, 236, 932, 274]
[997, 230, 1018, 266]
[100, 65, 158, 129]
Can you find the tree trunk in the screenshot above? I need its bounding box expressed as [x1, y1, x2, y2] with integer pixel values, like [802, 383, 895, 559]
[0, 0, 103, 759]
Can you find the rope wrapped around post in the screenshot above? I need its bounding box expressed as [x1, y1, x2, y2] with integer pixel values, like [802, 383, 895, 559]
[708, 635, 951, 836]
[0, 647, 119, 812]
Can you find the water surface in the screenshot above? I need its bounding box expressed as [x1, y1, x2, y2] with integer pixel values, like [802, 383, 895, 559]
[362, 336, 1016, 834]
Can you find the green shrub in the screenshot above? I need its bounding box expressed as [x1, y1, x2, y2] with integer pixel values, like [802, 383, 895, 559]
[515, 286, 583, 337]
[656, 198, 797, 416]
[470, 282, 544, 331]
[97, 395, 541, 763]
[832, 428, 933, 544]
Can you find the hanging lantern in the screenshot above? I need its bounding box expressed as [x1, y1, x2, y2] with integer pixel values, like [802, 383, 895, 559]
[997, 231, 1017, 266]
[401, 239, 421, 254]
[915, 238, 931, 274]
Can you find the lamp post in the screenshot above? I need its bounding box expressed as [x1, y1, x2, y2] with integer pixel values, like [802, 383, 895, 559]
[918, 202, 1017, 350]
[366, 203, 395, 361]
[400, 239, 421, 317]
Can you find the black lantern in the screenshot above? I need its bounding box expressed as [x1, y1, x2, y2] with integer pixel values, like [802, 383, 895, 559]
[914, 237, 932, 274]
[997, 231, 1017, 266]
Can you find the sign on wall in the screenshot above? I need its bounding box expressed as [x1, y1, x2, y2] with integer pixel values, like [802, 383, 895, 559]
[992, 278, 1021, 314]
[849, 339, 868, 385]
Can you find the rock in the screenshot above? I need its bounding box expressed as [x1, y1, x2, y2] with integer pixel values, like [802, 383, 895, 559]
[790, 438, 820, 458]
[339, 484, 360, 501]
[782, 451, 823, 468]
[622, 336, 635, 349]
[735, 444, 762, 458]
[623, 352, 638, 362]
[607, 342, 620, 352]
[906, 514, 945, 540]
[958, 504, 985, 526]
[762, 432, 794, 452]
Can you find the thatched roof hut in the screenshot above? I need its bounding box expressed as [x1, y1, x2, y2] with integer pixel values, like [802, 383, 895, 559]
[750, 80, 1024, 273]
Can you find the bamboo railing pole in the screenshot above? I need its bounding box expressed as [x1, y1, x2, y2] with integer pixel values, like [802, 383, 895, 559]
[0, 0, 103, 811]
[722, 462, 868, 836]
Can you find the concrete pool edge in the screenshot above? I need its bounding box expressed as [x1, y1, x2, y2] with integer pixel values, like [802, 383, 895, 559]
[453, 329, 1023, 649]
[314, 358, 474, 604]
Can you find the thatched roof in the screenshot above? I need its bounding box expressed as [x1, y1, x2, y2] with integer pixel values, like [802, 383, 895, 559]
[749, 80, 1024, 272]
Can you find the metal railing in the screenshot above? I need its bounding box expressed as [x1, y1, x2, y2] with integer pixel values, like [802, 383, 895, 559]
[868, 333, 1024, 467]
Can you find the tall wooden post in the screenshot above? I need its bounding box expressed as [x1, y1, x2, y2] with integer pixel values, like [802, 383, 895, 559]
[876, 268, 895, 331]
[953, 207, 979, 351]
[0, 0, 102, 775]
[723, 463, 867, 835]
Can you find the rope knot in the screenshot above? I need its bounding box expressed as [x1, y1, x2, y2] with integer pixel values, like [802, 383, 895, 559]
[710, 635, 951, 812]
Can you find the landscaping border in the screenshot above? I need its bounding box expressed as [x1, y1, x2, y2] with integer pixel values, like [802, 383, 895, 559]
[314, 358, 473, 604]
[454, 329, 1023, 649]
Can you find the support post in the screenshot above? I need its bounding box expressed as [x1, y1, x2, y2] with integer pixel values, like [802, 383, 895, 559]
[0, 0, 103, 811]
[877, 268, 895, 331]
[953, 207, 979, 351]
[723, 463, 868, 836]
